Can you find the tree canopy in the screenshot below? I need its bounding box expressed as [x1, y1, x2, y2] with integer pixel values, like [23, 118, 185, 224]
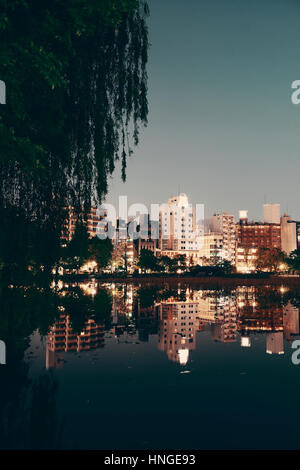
[88, 236, 113, 271]
[287, 248, 300, 274]
[0, 0, 149, 277]
[138, 248, 159, 273]
[255, 247, 286, 273]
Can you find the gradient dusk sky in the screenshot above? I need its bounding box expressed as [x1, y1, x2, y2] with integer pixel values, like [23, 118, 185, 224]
[106, 0, 300, 221]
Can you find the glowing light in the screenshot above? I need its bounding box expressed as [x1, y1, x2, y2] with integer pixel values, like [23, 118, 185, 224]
[279, 263, 288, 271]
[279, 286, 288, 294]
[178, 349, 189, 365]
[241, 337, 251, 348]
[80, 260, 98, 273]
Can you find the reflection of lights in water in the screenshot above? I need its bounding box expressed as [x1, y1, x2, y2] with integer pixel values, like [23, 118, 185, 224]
[241, 337, 251, 348]
[81, 261, 97, 272]
[279, 286, 288, 294]
[279, 285, 288, 295]
[80, 282, 97, 297]
[178, 349, 189, 365]
[50, 279, 65, 290]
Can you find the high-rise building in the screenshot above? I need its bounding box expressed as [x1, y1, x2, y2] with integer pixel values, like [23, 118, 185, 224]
[63, 206, 106, 241]
[236, 221, 281, 249]
[264, 204, 281, 224]
[236, 208, 281, 272]
[209, 213, 236, 263]
[159, 193, 203, 252]
[281, 214, 297, 255]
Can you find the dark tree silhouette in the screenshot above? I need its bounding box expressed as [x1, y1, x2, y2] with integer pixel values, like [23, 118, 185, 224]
[0, 0, 149, 276]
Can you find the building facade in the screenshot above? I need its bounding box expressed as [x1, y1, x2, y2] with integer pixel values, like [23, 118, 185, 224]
[63, 206, 105, 241]
[236, 222, 281, 249]
[264, 204, 281, 224]
[159, 193, 203, 252]
[281, 214, 297, 255]
[209, 213, 236, 263]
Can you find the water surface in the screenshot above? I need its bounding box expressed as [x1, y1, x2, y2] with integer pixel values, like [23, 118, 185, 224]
[1, 281, 300, 450]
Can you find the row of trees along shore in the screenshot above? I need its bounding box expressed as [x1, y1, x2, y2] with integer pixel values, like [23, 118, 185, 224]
[54, 225, 300, 277]
[136, 247, 300, 276]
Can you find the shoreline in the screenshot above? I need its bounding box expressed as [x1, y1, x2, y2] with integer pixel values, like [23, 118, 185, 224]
[61, 274, 300, 288]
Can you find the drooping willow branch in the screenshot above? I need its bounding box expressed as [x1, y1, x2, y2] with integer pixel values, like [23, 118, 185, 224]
[0, 0, 149, 215]
[0, 0, 149, 277]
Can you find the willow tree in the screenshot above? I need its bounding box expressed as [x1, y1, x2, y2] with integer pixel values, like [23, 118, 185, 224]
[0, 0, 149, 277]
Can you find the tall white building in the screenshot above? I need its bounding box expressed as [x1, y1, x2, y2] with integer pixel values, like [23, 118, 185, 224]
[159, 193, 203, 252]
[209, 213, 236, 263]
[264, 204, 280, 224]
[281, 214, 297, 255]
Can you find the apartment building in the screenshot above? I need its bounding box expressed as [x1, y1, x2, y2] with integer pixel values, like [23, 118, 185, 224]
[281, 214, 297, 255]
[197, 233, 224, 263]
[235, 246, 258, 273]
[209, 213, 236, 263]
[63, 206, 106, 241]
[159, 193, 203, 252]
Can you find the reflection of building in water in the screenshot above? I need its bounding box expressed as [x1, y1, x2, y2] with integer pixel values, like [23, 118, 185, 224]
[156, 289, 240, 363]
[80, 281, 98, 297]
[105, 283, 136, 337]
[283, 302, 299, 342]
[210, 296, 237, 343]
[194, 290, 237, 343]
[266, 332, 284, 355]
[105, 283, 133, 324]
[136, 302, 158, 342]
[241, 336, 251, 347]
[236, 287, 300, 355]
[194, 291, 218, 323]
[46, 315, 105, 369]
[237, 287, 283, 333]
[237, 287, 284, 355]
[156, 288, 299, 358]
[157, 295, 197, 365]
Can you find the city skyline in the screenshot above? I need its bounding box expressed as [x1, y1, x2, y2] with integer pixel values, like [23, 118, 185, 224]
[106, 0, 300, 221]
[3, 0, 300, 454]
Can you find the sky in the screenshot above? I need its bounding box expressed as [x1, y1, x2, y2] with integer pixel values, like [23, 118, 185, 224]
[105, 0, 300, 222]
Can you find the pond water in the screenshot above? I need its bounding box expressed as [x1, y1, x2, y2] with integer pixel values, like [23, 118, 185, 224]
[1, 280, 300, 449]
